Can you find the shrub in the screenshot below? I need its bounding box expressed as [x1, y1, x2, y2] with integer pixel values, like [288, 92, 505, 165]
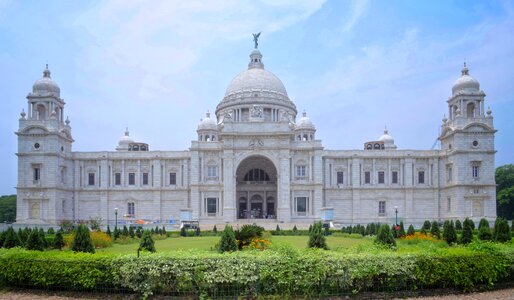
[2, 227, 21, 248]
[213, 225, 217, 233]
[455, 220, 462, 231]
[493, 217, 512, 243]
[136, 227, 143, 238]
[38, 228, 48, 249]
[324, 226, 330, 236]
[468, 219, 475, 231]
[430, 221, 440, 239]
[399, 221, 406, 237]
[218, 225, 237, 252]
[478, 219, 492, 241]
[407, 224, 415, 236]
[122, 225, 129, 237]
[128, 226, 135, 238]
[375, 224, 396, 248]
[25, 228, 44, 251]
[293, 225, 298, 235]
[113, 227, 120, 240]
[71, 224, 95, 253]
[53, 230, 64, 250]
[106, 225, 111, 237]
[236, 224, 264, 249]
[162, 226, 167, 236]
[442, 220, 457, 245]
[460, 218, 473, 244]
[47, 227, 55, 235]
[139, 230, 156, 253]
[276, 224, 281, 232]
[308, 222, 328, 249]
[422, 220, 431, 231]
[90, 231, 113, 248]
[195, 227, 201, 236]
[180, 227, 187, 237]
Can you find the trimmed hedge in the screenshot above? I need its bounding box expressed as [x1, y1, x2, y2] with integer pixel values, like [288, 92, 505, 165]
[1, 245, 514, 298]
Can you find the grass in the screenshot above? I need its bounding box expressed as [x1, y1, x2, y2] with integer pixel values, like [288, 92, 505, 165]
[98, 234, 373, 254]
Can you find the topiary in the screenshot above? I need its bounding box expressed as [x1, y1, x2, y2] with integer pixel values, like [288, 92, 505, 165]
[399, 221, 406, 237]
[26, 228, 44, 251]
[293, 225, 298, 235]
[460, 218, 473, 244]
[138, 230, 156, 253]
[423, 220, 431, 231]
[195, 227, 201, 236]
[129, 226, 135, 238]
[47, 227, 55, 235]
[375, 224, 396, 248]
[2, 227, 21, 248]
[53, 230, 65, 250]
[493, 217, 512, 243]
[162, 226, 167, 236]
[213, 225, 218, 233]
[442, 220, 457, 245]
[308, 222, 328, 249]
[218, 225, 237, 253]
[38, 228, 48, 249]
[407, 224, 415, 236]
[455, 220, 462, 231]
[106, 225, 111, 237]
[324, 226, 330, 236]
[477, 218, 492, 241]
[136, 227, 143, 238]
[276, 224, 281, 232]
[430, 221, 440, 239]
[122, 225, 129, 237]
[114, 227, 120, 240]
[71, 224, 95, 253]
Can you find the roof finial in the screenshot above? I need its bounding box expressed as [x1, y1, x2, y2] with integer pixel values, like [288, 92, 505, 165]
[43, 62, 51, 78]
[302, 110, 307, 117]
[125, 127, 129, 136]
[206, 110, 210, 118]
[252, 32, 261, 49]
[461, 61, 469, 76]
[384, 125, 388, 134]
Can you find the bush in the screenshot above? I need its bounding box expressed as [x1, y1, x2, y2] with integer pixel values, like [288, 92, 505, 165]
[422, 220, 431, 231]
[113, 227, 121, 240]
[2, 227, 21, 249]
[128, 226, 135, 238]
[407, 225, 415, 236]
[71, 224, 95, 253]
[106, 225, 111, 237]
[180, 227, 187, 237]
[236, 224, 264, 250]
[122, 225, 129, 237]
[195, 227, 201, 236]
[276, 224, 281, 232]
[139, 230, 156, 253]
[430, 221, 440, 239]
[47, 227, 55, 235]
[218, 225, 237, 253]
[375, 224, 396, 248]
[478, 219, 492, 241]
[38, 228, 48, 248]
[90, 231, 113, 248]
[213, 225, 217, 233]
[398, 222, 406, 237]
[460, 218, 473, 244]
[493, 217, 512, 243]
[308, 222, 328, 249]
[25, 228, 44, 251]
[455, 220, 462, 231]
[53, 230, 65, 250]
[442, 220, 457, 245]
[293, 225, 298, 235]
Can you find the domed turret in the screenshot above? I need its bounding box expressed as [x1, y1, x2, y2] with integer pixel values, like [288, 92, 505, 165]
[296, 111, 315, 130]
[116, 128, 134, 151]
[295, 111, 316, 141]
[378, 127, 397, 149]
[32, 65, 60, 97]
[197, 111, 217, 131]
[197, 111, 218, 142]
[452, 63, 480, 96]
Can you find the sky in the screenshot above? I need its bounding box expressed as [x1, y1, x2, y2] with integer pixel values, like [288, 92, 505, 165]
[1, 0, 513, 195]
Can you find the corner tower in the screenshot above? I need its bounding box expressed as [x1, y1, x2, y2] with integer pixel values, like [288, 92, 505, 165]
[439, 63, 496, 222]
[16, 65, 74, 224]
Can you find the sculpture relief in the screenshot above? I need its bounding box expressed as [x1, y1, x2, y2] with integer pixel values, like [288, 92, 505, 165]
[251, 105, 263, 118]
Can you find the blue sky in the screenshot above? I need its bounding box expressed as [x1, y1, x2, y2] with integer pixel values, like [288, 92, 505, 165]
[1, 0, 513, 195]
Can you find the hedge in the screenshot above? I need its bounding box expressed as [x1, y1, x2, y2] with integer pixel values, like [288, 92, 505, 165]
[1, 244, 514, 298]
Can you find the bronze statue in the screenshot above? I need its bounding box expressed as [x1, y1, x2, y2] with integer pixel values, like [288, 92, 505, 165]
[252, 32, 261, 49]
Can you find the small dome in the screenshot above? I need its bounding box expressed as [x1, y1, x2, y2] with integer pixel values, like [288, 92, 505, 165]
[32, 65, 60, 97]
[116, 128, 134, 151]
[197, 111, 217, 131]
[378, 127, 396, 149]
[452, 63, 480, 95]
[296, 111, 315, 130]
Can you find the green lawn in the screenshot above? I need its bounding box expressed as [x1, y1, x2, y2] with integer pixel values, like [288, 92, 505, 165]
[98, 234, 372, 254]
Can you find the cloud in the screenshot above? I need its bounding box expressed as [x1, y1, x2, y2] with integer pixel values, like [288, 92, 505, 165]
[342, 0, 369, 32]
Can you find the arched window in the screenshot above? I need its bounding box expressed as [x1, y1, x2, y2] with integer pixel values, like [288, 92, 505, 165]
[36, 104, 46, 120]
[243, 168, 270, 182]
[467, 102, 475, 118]
[303, 134, 308, 141]
[199, 135, 203, 141]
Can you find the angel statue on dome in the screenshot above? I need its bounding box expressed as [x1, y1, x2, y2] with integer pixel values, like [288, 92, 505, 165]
[252, 32, 261, 49]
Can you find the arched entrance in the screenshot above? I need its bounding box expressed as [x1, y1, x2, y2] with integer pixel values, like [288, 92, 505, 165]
[236, 155, 277, 219]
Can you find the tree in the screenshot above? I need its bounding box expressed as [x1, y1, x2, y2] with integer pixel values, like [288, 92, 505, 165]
[180, 227, 187, 237]
[162, 226, 167, 236]
[275, 224, 281, 232]
[443, 220, 457, 245]
[496, 164, 514, 220]
[478, 218, 492, 241]
[25, 228, 44, 251]
[455, 220, 462, 231]
[375, 224, 396, 248]
[399, 221, 406, 237]
[106, 225, 112, 237]
[47, 227, 55, 235]
[195, 226, 201, 236]
[114, 227, 121, 240]
[213, 225, 218, 234]
[308, 222, 328, 249]
[0, 195, 16, 223]
[54, 230, 65, 250]
[460, 218, 474, 244]
[38, 228, 48, 248]
[430, 221, 440, 239]
[493, 217, 512, 243]
[218, 225, 237, 253]
[71, 224, 95, 253]
[407, 224, 415, 236]
[2, 227, 21, 248]
[129, 226, 135, 238]
[293, 225, 298, 235]
[423, 220, 431, 231]
[138, 230, 156, 252]
[122, 225, 129, 237]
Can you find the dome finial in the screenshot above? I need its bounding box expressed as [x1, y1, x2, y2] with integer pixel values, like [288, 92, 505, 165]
[384, 125, 388, 134]
[302, 110, 307, 117]
[206, 110, 210, 118]
[461, 61, 469, 76]
[43, 63, 51, 78]
[125, 127, 129, 136]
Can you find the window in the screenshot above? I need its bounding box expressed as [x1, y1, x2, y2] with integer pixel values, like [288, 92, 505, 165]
[244, 169, 270, 181]
[60, 167, 66, 184]
[392, 171, 398, 184]
[447, 197, 451, 212]
[418, 171, 425, 184]
[295, 197, 308, 215]
[88, 173, 95, 186]
[472, 165, 479, 179]
[33, 167, 41, 182]
[296, 165, 306, 177]
[206, 198, 217, 214]
[115, 173, 121, 185]
[364, 171, 371, 184]
[128, 173, 135, 185]
[336, 172, 344, 184]
[127, 202, 135, 215]
[142, 173, 149, 185]
[169, 172, 177, 185]
[447, 166, 453, 182]
[207, 166, 217, 178]
[379, 201, 386, 216]
[378, 171, 385, 184]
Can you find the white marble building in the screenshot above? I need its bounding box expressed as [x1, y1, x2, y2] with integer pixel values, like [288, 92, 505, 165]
[15, 44, 497, 227]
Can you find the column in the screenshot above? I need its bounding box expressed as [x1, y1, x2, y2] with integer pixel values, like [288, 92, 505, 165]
[277, 151, 291, 222]
[222, 150, 236, 222]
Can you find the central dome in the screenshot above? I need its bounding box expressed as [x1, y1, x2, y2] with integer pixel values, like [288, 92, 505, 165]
[216, 48, 297, 120]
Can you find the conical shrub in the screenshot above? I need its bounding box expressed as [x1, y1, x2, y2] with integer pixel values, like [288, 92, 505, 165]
[71, 224, 95, 253]
[218, 225, 237, 252]
[375, 224, 396, 248]
[493, 217, 512, 243]
[308, 222, 328, 249]
[138, 230, 156, 252]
